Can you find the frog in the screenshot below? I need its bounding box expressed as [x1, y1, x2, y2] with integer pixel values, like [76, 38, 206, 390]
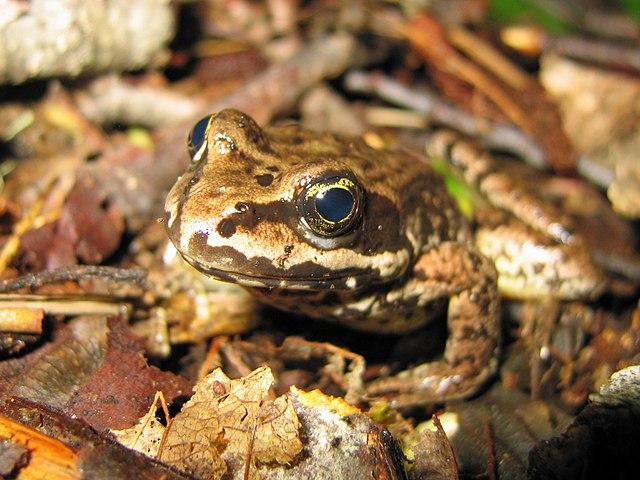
[164, 109, 602, 408]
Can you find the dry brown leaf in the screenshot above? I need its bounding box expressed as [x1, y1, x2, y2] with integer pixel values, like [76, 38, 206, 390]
[110, 391, 168, 459]
[412, 415, 459, 480]
[0, 316, 191, 432]
[159, 366, 302, 480]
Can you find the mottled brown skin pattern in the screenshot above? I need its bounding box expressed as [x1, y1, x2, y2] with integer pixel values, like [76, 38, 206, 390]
[426, 130, 606, 301]
[165, 109, 500, 407]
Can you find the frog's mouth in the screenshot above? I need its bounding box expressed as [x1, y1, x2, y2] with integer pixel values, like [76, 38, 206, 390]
[182, 253, 375, 292]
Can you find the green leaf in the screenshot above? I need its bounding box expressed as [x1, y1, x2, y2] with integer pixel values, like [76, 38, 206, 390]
[620, 0, 640, 22]
[431, 158, 475, 218]
[488, 0, 573, 33]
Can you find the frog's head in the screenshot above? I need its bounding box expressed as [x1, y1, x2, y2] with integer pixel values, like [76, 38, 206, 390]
[165, 109, 413, 291]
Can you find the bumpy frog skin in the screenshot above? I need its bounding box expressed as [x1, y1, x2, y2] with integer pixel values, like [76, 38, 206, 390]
[165, 109, 502, 406]
[426, 131, 606, 301]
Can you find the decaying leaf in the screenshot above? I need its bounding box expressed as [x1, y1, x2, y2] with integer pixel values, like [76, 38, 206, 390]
[370, 402, 458, 480]
[15, 173, 125, 271]
[159, 366, 302, 480]
[0, 316, 191, 432]
[540, 53, 640, 155]
[412, 415, 459, 480]
[540, 52, 640, 219]
[215, 334, 366, 403]
[110, 391, 168, 459]
[442, 384, 573, 479]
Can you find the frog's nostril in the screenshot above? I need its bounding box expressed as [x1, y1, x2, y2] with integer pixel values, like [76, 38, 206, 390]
[217, 218, 237, 238]
[255, 173, 274, 187]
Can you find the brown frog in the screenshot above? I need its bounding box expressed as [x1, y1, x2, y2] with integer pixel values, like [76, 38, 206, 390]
[165, 109, 500, 407]
[164, 109, 603, 407]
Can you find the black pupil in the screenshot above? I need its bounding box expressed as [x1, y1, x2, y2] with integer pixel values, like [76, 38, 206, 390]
[315, 187, 354, 222]
[189, 116, 209, 150]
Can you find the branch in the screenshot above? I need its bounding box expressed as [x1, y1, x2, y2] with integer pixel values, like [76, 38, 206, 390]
[0, 265, 147, 293]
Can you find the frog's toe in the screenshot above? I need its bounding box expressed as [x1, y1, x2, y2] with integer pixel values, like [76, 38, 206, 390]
[365, 357, 499, 409]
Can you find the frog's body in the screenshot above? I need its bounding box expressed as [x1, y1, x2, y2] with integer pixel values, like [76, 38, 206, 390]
[164, 109, 600, 406]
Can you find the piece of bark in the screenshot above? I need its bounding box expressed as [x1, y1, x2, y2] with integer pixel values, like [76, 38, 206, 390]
[0, 397, 192, 479]
[529, 365, 640, 479]
[75, 74, 203, 128]
[0, 0, 174, 85]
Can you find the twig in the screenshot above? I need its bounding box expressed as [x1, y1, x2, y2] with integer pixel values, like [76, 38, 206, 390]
[404, 14, 575, 172]
[404, 16, 534, 133]
[0, 307, 43, 333]
[243, 422, 258, 480]
[448, 26, 532, 92]
[344, 71, 545, 167]
[0, 296, 128, 317]
[197, 336, 226, 381]
[364, 106, 427, 129]
[582, 10, 639, 41]
[549, 36, 640, 74]
[145, 391, 172, 461]
[0, 265, 147, 293]
[576, 154, 616, 189]
[482, 416, 497, 480]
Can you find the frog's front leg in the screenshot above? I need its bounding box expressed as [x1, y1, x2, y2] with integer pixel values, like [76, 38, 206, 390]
[366, 242, 500, 408]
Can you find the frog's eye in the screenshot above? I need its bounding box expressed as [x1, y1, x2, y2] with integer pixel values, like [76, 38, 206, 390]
[298, 175, 363, 237]
[187, 114, 212, 161]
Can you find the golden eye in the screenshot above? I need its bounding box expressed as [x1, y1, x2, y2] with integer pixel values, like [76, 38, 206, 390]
[298, 174, 363, 237]
[187, 114, 212, 161]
